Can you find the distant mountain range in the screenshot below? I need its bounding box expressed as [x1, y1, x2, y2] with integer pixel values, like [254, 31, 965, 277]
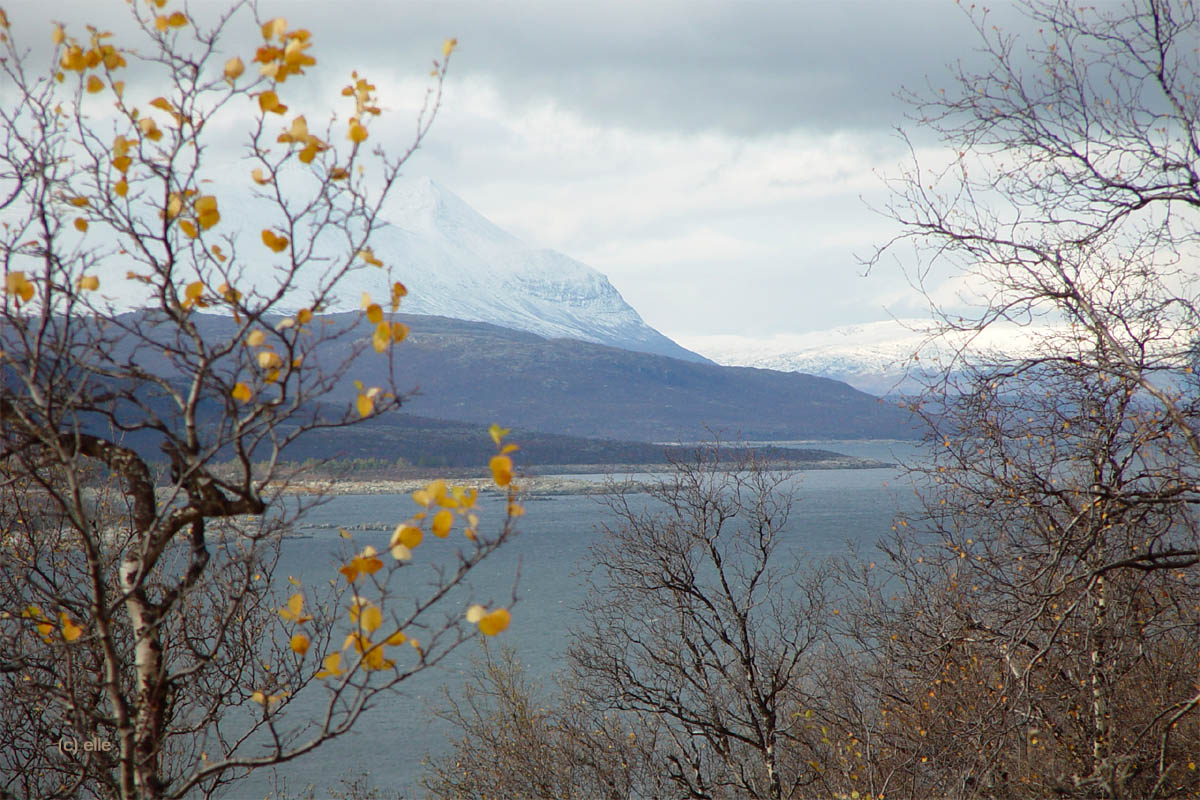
[164, 312, 917, 447]
[76, 177, 927, 455]
[679, 319, 1048, 394]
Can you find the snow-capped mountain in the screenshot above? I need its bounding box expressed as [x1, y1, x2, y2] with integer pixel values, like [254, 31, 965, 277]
[88, 177, 706, 363]
[284, 178, 707, 363]
[678, 320, 1046, 394]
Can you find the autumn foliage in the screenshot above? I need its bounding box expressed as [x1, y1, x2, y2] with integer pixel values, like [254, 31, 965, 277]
[0, 3, 518, 799]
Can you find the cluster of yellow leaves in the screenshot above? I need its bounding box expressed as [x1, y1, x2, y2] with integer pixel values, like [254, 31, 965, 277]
[489, 424, 519, 488]
[276, 115, 328, 163]
[465, 604, 511, 636]
[278, 591, 313, 657]
[180, 280, 207, 311]
[152, 9, 189, 33]
[54, 25, 126, 89]
[359, 288, 410, 353]
[242, 326, 288, 384]
[342, 72, 380, 144]
[300, 567, 420, 677]
[20, 605, 81, 644]
[177, 194, 220, 240]
[353, 379, 384, 417]
[254, 18, 314, 83]
[313, 427, 522, 683]
[4, 272, 35, 305]
[391, 478, 482, 556]
[250, 689, 288, 706]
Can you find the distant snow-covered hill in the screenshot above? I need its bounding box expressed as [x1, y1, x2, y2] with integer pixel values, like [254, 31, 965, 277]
[361, 178, 705, 362]
[678, 320, 1046, 394]
[277, 178, 707, 363]
[87, 177, 708, 364]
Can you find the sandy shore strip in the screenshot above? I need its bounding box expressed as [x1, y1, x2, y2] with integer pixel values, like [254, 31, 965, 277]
[275, 457, 895, 498]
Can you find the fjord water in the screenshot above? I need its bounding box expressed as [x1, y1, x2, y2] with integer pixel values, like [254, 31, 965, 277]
[242, 440, 925, 798]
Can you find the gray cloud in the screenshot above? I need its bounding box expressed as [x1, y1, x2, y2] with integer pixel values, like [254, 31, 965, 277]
[281, 0, 1004, 136]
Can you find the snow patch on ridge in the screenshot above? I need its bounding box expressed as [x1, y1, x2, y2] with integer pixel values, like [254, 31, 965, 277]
[677, 319, 1048, 394]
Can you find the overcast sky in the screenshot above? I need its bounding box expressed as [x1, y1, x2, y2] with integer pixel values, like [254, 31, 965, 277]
[15, 0, 1034, 341]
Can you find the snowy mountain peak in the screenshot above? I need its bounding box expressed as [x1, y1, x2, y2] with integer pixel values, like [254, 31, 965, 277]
[384, 177, 521, 252]
[335, 178, 708, 363]
[83, 176, 706, 362]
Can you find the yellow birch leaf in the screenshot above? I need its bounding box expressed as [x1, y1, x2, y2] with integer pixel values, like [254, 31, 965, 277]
[385, 630, 407, 646]
[138, 116, 162, 141]
[465, 604, 486, 623]
[179, 219, 198, 239]
[257, 351, 282, 369]
[362, 646, 394, 671]
[246, 329, 266, 347]
[490, 454, 513, 487]
[86, 75, 104, 93]
[432, 510, 452, 538]
[290, 633, 309, 655]
[261, 229, 289, 252]
[52, 24, 64, 45]
[348, 118, 367, 143]
[251, 167, 270, 185]
[194, 195, 219, 229]
[73, 217, 88, 232]
[262, 17, 287, 41]
[231, 382, 252, 403]
[365, 303, 383, 324]
[76, 275, 99, 291]
[442, 38, 457, 58]
[360, 605, 382, 633]
[356, 393, 373, 417]
[60, 613, 83, 642]
[224, 56, 244, 81]
[390, 523, 422, 549]
[478, 608, 511, 636]
[114, 179, 128, 197]
[286, 115, 308, 141]
[489, 424, 510, 445]
[258, 90, 287, 114]
[315, 652, 343, 679]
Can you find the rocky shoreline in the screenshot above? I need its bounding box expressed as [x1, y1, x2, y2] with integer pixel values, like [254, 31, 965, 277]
[276, 457, 895, 498]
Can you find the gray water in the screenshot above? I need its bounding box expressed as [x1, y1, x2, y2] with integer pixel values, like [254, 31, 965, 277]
[235, 440, 925, 799]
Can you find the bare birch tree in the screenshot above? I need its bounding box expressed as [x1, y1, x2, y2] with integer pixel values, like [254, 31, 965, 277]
[851, 1, 1200, 797]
